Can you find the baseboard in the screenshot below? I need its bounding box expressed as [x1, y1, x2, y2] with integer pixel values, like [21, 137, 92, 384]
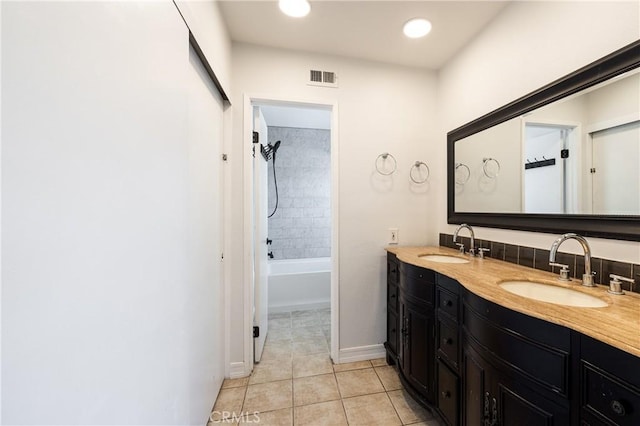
[337, 344, 386, 364]
[229, 362, 246, 379]
[268, 300, 330, 314]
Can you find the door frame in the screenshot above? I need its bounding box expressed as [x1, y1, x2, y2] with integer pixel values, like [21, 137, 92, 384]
[585, 112, 640, 214]
[242, 94, 340, 375]
[520, 118, 581, 213]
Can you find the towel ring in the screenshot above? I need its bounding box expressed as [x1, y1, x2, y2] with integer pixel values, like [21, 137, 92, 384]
[455, 162, 470, 185]
[482, 157, 501, 179]
[410, 161, 430, 184]
[375, 153, 397, 176]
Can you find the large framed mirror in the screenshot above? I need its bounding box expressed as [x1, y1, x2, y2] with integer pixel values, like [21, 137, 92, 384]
[448, 40, 640, 242]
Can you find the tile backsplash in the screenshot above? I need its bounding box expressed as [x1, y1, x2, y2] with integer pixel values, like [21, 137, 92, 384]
[439, 233, 640, 293]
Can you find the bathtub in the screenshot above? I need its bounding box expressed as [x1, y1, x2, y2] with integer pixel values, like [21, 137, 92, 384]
[268, 257, 331, 313]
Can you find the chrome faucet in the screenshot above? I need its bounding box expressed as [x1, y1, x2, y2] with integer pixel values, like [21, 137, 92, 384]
[453, 223, 476, 256]
[549, 233, 595, 287]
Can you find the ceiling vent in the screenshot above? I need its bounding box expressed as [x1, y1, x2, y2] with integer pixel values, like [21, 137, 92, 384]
[308, 69, 338, 88]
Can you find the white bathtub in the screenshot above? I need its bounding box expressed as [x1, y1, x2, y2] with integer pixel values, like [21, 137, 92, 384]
[268, 257, 331, 313]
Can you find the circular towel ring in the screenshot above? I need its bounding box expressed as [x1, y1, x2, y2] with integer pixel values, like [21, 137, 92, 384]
[375, 152, 397, 176]
[483, 157, 501, 179]
[410, 161, 430, 184]
[455, 162, 470, 185]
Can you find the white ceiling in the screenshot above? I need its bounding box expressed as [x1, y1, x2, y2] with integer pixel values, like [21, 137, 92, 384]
[218, 0, 510, 70]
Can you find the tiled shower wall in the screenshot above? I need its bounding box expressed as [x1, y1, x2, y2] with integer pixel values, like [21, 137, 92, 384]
[267, 126, 331, 259]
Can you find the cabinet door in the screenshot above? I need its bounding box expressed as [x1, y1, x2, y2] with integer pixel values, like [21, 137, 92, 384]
[463, 342, 491, 425]
[464, 340, 570, 426]
[404, 299, 435, 403]
[386, 309, 398, 361]
[438, 359, 460, 426]
[496, 376, 570, 426]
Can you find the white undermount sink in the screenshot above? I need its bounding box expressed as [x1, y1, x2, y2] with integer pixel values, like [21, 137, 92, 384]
[418, 254, 470, 264]
[499, 280, 608, 308]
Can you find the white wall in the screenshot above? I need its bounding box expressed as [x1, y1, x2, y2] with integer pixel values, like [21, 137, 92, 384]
[175, 0, 232, 94]
[228, 43, 437, 365]
[1, 1, 228, 423]
[437, 0, 640, 263]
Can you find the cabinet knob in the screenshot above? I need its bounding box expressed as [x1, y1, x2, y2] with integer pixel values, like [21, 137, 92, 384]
[443, 300, 453, 307]
[441, 390, 451, 399]
[443, 337, 453, 345]
[611, 400, 626, 416]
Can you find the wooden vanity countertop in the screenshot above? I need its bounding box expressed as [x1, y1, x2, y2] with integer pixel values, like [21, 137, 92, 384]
[387, 246, 640, 358]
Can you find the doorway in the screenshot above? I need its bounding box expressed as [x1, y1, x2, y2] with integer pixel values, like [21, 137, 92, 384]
[243, 96, 339, 373]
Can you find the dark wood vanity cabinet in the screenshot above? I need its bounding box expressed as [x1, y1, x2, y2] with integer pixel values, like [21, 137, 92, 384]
[579, 335, 640, 426]
[398, 261, 436, 404]
[462, 288, 571, 425]
[385, 256, 640, 426]
[385, 253, 399, 364]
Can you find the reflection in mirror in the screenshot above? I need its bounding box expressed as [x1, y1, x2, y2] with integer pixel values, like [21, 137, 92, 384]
[454, 68, 640, 215]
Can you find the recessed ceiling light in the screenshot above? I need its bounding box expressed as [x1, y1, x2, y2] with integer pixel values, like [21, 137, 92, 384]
[279, 0, 311, 18]
[403, 18, 432, 39]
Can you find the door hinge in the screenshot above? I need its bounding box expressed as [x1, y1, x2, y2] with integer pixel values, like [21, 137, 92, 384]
[253, 326, 260, 338]
[561, 148, 569, 158]
[253, 131, 259, 144]
[590, 167, 596, 174]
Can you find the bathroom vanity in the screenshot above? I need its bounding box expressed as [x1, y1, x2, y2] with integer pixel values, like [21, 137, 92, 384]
[385, 247, 640, 426]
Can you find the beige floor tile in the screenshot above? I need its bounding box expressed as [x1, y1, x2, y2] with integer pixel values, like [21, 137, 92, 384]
[243, 380, 293, 413]
[293, 373, 340, 406]
[269, 317, 292, 330]
[240, 407, 292, 425]
[269, 312, 291, 320]
[249, 359, 292, 384]
[374, 365, 402, 391]
[333, 360, 372, 373]
[293, 353, 333, 378]
[291, 326, 325, 340]
[261, 342, 293, 361]
[294, 400, 348, 426]
[292, 336, 328, 356]
[221, 377, 249, 389]
[210, 387, 247, 421]
[291, 310, 317, 318]
[292, 316, 319, 328]
[370, 358, 388, 367]
[267, 327, 292, 343]
[335, 368, 384, 398]
[387, 389, 434, 425]
[342, 392, 402, 425]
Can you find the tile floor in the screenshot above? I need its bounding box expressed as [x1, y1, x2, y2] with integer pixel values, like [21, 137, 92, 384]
[208, 308, 440, 425]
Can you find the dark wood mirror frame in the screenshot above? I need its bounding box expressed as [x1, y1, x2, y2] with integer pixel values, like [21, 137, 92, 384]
[447, 40, 640, 242]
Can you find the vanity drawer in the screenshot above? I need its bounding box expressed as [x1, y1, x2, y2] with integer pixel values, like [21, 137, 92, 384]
[386, 310, 398, 356]
[400, 263, 435, 305]
[437, 287, 459, 322]
[437, 360, 459, 426]
[437, 318, 459, 369]
[387, 254, 399, 285]
[388, 282, 399, 312]
[463, 290, 570, 397]
[582, 362, 640, 426]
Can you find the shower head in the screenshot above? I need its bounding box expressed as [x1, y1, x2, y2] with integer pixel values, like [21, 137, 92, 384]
[267, 140, 281, 160]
